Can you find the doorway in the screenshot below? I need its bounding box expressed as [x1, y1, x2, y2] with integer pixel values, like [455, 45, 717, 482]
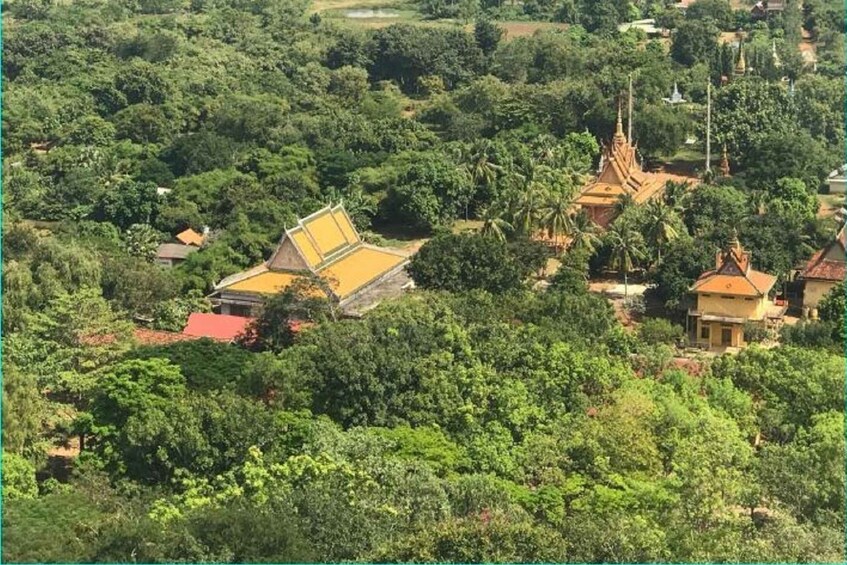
[721, 327, 733, 346]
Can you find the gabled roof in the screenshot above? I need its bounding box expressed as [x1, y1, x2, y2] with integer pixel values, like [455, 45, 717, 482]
[176, 228, 205, 247]
[214, 204, 409, 302]
[800, 226, 846, 282]
[183, 312, 254, 342]
[690, 239, 776, 297]
[575, 107, 666, 211]
[157, 243, 198, 260]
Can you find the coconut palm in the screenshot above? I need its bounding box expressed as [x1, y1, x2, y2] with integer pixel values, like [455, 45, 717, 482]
[644, 199, 681, 262]
[614, 192, 636, 218]
[478, 204, 513, 243]
[567, 209, 602, 255]
[539, 192, 574, 248]
[463, 139, 503, 188]
[606, 222, 646, 298]
[513, 185, 545, 236]
[663, 180, 691, 211]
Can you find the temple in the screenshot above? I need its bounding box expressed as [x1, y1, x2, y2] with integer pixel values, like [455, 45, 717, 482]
[574, 104, 667, 227]
[687, 235, 785, 348]
[211, 204, 409, 316]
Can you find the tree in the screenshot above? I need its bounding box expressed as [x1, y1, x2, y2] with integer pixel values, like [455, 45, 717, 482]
[407, 233, 524, 293]
[740, 132, 834, 195]
[606, 222, 646, 297]
[567, 210, 601, 255]
[2, 451, 38, 500]
[817, 280, 845, 345]
[240, 277, 336, 352]
[539, 192, 574, 248]
[671, 18, 720, 66]
[478, 204, 513, 243]
[650, 238, 716, 310]
[634, 105, 689, 160]
[643, 199, 681, 262]
[474, 18, 504, 57]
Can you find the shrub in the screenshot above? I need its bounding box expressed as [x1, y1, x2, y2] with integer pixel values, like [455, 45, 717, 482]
[637, 318, 684, 345]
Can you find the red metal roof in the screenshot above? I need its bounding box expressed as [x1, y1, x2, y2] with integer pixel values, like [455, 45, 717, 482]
[182, 312, 254, 342]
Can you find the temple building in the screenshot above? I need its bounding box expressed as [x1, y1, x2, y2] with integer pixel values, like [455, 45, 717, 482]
[688, 236, 786, 348]
[798, 225, 845, 310]
[211, 204, 409, 317]
[574, 105, 675, 227]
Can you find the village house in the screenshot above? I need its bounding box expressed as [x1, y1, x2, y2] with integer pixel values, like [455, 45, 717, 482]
[826, 165, 846, 194]
[798, 225, 845, 312]
[154, 243, 197, 268]
[687, 236, 786, 348]
[210, 204, 409, 317]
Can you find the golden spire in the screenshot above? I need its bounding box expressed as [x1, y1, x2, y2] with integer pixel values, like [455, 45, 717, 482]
[735, 44, 747, 76]
[616, 99, 624, 137]
[720, 144, 730, 177]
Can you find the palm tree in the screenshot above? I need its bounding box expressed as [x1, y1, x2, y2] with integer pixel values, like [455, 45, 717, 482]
[614, 192, 636, 218]
[644, 199, 681, 262]
[478, 204, 513, 243]
[513, 185, 545, 236]
[663, 180, 690, 211]
[567, 210, 602, 255]
[606, 222, 646, 298]
[539, 192, 574, 248]
[463, 139, 503, 188]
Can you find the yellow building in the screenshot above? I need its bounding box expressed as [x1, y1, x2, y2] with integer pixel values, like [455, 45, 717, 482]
[799, 225, 845, 310]
[211, 204, 409, 316]
[688, 237, 785, 348]
[574, 105, 687, 227]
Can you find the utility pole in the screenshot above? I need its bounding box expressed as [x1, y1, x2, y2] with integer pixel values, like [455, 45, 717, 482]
[705, 81, 712, 174]
[628, 73, 633, 144]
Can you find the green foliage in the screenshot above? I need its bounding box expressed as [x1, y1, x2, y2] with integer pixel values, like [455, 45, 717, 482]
[637, 318, 684, 345]
[2, 452, 38, 500]
[407, 233, 524, 293]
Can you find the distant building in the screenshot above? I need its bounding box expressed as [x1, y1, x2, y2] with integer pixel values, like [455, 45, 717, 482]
[182, 312, 254, 342]
[618, 19, 663, 37]
[574, 104, 689, 227]
[175, 227, 207, 247]
[827, 165, 846, 194]
[751, 0, 784, 19]
[798, 225, 845, 310]
[155, 243, 197, 268]
[662, 82, 686, 105]
[688, 236, 785, 348]
[211, 204, 409, 317]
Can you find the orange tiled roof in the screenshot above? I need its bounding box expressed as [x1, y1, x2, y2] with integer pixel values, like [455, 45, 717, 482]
[176, 228, 205, 247]
[800, 226, 846, 282]
[691, 243, 777, 297]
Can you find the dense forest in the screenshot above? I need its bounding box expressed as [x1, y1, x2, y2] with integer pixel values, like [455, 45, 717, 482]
[2, 0, 845, 561]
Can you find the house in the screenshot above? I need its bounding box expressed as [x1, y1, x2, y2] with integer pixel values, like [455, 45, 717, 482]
[687, 236, 785, 348]
[155, 243, 197, 268]
[574, 104, 687, 227]
[827, 165, 846, 194]
[182, 312, 254, 342]
[751, 0, 783, 19]
[175, 227, 207, 247]
[798, 226, 845, 310]
[618, 19, 663, 38]
[210, 204, 409, 317]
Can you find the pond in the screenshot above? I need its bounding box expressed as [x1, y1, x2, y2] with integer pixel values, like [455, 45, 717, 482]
[344, 8, 400, 18]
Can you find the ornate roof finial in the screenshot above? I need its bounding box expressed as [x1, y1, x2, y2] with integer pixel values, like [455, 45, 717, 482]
[616, 99, 624, 136]
[729, 228, 741, 251]
[720, 144, 730, 177]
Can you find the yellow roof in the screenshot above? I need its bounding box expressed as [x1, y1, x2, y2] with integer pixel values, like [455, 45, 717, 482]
[226, 271, 303, 294]
[291, 230, 322, 269]
[304, 211, 348, 256]
[322, 246, 406, 298]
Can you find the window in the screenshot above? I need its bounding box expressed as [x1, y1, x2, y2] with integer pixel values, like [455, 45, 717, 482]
[700, 325, 710, 339]
[702, 294, 711, 297]
[721, 295, 735, 300]
[744, 298, 754, 301]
